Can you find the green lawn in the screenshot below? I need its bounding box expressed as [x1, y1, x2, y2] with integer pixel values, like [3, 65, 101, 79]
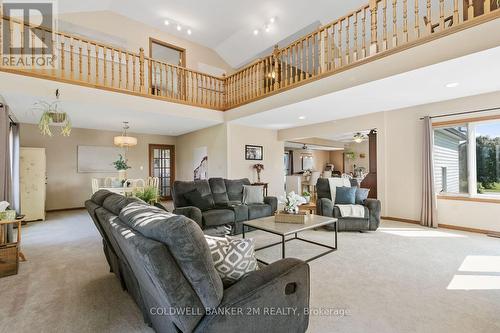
[482, 182, 500, 193]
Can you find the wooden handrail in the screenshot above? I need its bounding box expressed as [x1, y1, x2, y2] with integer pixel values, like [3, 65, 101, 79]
[1, 0, 499, 111]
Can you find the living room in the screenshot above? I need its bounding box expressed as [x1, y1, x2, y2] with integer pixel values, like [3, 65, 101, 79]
[1, 1, 500, 333]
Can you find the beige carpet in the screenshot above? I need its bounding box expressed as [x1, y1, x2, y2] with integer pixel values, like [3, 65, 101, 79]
[1, 210, 500, 333]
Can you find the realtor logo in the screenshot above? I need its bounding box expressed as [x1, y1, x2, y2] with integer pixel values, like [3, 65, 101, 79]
[1, 1, 57, 68]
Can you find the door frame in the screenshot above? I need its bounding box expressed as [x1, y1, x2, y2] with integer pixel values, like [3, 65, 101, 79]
[148, 144, 175, 200]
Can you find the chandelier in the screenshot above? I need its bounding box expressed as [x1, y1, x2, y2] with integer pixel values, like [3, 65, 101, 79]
[114, 121, 137, 147]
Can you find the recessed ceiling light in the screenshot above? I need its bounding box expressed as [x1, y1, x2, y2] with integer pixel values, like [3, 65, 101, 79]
[176, 25, 182, 31]
[264, 25, 270, 32]
[445, 82, 459, 88]
[269, 17, 276, 24]
[253, 29, 259, 35]
[164, 19, 170, 26]
[187, 29, 192, 35]
[298, 116, 306, 120]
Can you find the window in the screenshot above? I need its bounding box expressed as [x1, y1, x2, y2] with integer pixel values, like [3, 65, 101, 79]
[433, 119, 500, 197]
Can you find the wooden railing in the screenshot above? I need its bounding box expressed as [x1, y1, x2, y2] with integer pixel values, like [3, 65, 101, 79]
[0, 0, 499, 111]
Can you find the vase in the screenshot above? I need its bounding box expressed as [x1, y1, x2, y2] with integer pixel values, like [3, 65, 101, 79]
[257, 171, 261, 183]
[118, 169, 127, 181]
[304, 196, 311, 203]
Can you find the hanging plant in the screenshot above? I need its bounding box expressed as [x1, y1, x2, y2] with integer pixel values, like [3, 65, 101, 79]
[34, 89, 71, 137]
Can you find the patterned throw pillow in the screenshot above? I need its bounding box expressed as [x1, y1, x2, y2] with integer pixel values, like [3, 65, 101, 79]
[205, 235, 259, 286]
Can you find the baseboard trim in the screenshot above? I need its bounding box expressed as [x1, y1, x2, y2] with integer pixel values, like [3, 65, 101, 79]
[382, 216, 499, 236]
[381, 216, 420, 224]
[46, 207, 85, 213]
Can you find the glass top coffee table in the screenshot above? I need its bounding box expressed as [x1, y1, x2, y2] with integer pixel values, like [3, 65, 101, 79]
[242, 214, 337, 264]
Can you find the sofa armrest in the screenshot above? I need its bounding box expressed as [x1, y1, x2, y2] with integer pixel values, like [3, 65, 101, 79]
[194, 258, 310, 333]
[264, 196, 278, 213]
[173, 206, 203, 227]
[316, 198, 334, 217]
[365, 198, 381, 230]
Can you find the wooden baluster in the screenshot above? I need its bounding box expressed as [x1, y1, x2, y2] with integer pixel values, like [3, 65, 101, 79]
[370, 0, 378, 54]
[78, 43, 83, 81]
[60, 39, 65, 78]
[439, 0, 445, 30]
[362, 7, 367, 58]
[139, 47, 144, 93]
[338, 20, 343, 67]
[191, 72, 194, 103]
[159, 62, 163, 96]
[300, 41, 305, 80]
[426, 0, 432, 32]
[69, 39, 74, 79]
[132, 54, 136, 91]
[331, 25, 336, 69]
[393, 0, 398, 46]
[453, 0, 460, 24]
[31, 31, 35, 67]
[87, 43, 91, 82]
[312, 34, 316, 75]
[484, 0, 491, 14]
[103, 47, 107, 86]
[305, 37, 309, 78]
[403, 0, 409, 42]
[414, 0, 420, 38]
[111, 49, 115, 87]
[323, 29, 329, 72]
[354, 12, 359, 61]
[382, 0, 388, 50]
[125, 53, 129, 89]
[41, 32, 47, 73]
[118, 51, 122, 89]
[346, 17, 351, 64]
[295, 44, 299, 82]
[95, 45, 99, 84]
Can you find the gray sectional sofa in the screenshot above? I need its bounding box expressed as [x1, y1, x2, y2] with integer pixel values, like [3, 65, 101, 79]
[85, 190, 310, 333]
[316, 178, 381, 232]
[172, 178, 278, 235]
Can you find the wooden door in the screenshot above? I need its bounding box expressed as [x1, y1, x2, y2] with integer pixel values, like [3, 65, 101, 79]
[20, 147, 46, 221]
[149, 144, 175, 200]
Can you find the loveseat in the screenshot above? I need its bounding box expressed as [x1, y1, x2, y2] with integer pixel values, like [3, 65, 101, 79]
[172, 178, 278, 235]
[85, 190, 310, 333]
[316, 178, 381, 231]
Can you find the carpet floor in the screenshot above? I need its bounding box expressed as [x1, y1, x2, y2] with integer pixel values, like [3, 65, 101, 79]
[1, 210, 500, 333]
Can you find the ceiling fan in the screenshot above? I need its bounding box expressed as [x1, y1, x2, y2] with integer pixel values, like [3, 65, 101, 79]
[353, 132, 367, 143]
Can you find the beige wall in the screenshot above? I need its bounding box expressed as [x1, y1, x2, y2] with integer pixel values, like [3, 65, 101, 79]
[291, 149, 330, 173]
[279, 91, 500, 232]
[20, 124, 175, 210]
[227, 124, 285, 197]
[58, 11, 233, 75]
[175, 124, 228, 181]
[329, 151, 344, 173]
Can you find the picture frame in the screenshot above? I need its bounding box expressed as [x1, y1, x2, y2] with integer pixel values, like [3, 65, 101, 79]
[245, 145, 263, 160]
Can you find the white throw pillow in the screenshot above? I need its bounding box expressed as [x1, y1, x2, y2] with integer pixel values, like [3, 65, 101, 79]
[242, 185, 264, 204]
[205, 235, 259, 286]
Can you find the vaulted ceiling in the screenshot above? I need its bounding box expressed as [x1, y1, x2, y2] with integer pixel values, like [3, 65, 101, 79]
[57, 0, 367, 68]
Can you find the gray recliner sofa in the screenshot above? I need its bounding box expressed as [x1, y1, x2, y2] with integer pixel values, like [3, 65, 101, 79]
[85, 190, 310, 333]
[316, 178, 381, 232]
[172, 178, 278, 235]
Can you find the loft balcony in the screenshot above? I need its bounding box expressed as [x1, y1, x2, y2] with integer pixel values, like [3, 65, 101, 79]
[1, 0, 499, 112]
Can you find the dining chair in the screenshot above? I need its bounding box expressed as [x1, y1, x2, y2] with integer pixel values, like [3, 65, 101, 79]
[91, 178, 100, 194]
[308, 171, 321, 201]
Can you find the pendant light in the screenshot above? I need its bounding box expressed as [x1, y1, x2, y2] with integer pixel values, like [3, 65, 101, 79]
[114, 121, 137, 147]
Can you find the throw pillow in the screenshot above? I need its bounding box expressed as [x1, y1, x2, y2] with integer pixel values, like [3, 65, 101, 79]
[242, 185, 264, 204]
[355, 188, 370, 205]
[184, 189, 215, 211]
[205, 235, 259, 287]
[335, 186, 356, 204]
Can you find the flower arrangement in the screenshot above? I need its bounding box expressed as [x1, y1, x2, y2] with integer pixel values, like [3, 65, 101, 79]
[253, 163, 264, 182]
[279, 191, 306, 214]
[113, 154, 131, 171]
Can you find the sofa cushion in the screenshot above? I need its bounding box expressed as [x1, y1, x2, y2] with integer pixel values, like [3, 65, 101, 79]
[91, 189, 114, 205]
[184, 189, 215, 211]
[224, 178, 251, 202]
[102, 194, 141, 215]
[119, 202, 224, 309]
[247, 203, 272, 220]
[335, 186, 356, 204]
[209, 178, 230, 206]
[205, 235, 259, 287]
[202, 209, 236, 227]
[172, 179, 211, 208]
[242, 185, 264, 204]
[355, 188, 370, 205]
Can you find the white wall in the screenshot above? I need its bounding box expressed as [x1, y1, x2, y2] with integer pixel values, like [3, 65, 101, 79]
[279, 91, 500, 232]
[344, 141, 369, 173]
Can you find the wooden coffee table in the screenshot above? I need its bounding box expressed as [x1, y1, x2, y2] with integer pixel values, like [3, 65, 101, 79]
[242, 215, 337, 264]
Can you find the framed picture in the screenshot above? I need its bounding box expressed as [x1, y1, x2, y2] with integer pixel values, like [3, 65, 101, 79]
[245, 145, 263, 160]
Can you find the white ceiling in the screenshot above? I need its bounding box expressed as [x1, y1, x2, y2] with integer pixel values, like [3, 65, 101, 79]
[230, 46, 500, 130]
[56, 0, 367, 68]
[284, 142, 344, 151]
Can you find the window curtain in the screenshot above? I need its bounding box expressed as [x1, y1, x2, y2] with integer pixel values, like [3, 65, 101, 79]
[421, 116, 437, 228]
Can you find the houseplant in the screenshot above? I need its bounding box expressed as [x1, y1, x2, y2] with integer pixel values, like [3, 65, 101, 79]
[279, 191, 306, 214]
[134, 186, 158, 204]
[253, 163, 264, 183]
[34, 89, 71, 137]
[113, 154, 131, 180]
[302, 191, 311, 203]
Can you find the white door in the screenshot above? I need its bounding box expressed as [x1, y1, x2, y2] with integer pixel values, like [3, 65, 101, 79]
[20, 147, 46, 221]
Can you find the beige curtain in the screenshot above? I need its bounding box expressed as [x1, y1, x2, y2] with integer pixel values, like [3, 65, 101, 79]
[0, 104, 14, 241]
[421, 116, 437, 228]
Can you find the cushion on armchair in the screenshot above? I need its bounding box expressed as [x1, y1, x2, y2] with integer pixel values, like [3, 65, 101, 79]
[355, 188, 370, 204]
[335, 186, 356, 204]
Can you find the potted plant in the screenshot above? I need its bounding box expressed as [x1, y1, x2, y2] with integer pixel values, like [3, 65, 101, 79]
[302, 191, 311, 203]
[134, 186, 158, 204]
[253, 163, 264, 183]
[279, 191, 306, 214]
[34, 89, 71, 137]
[113, 154, 131, 180]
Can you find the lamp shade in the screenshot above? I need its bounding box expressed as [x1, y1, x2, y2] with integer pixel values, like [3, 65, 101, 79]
[114, 135, 137, 147]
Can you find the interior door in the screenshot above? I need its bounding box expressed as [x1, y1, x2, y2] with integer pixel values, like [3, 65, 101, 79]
[20, 147, 46, 221]
[149, 144, 175, 200]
